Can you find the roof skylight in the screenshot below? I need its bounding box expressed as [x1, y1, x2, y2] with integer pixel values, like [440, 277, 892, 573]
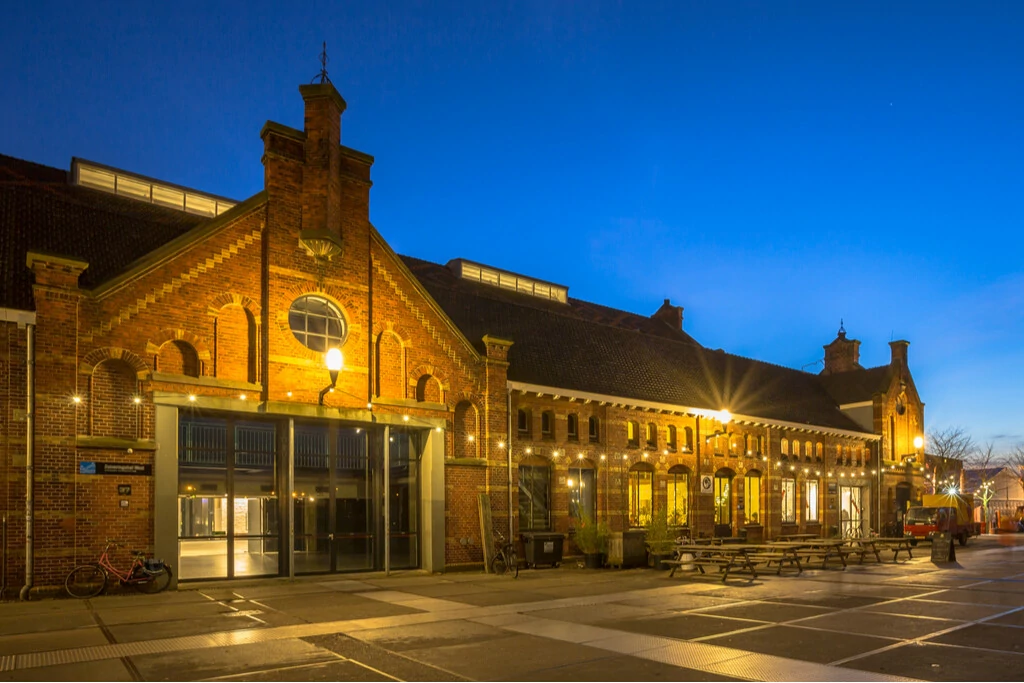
[449, 259, 568, 303]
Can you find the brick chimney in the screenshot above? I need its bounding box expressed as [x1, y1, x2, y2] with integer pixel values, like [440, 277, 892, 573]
[299, 83, 347, 238]
[889, 340, 909, 368]
[652, 299, 684, 330]
[821, 322, 861, 375]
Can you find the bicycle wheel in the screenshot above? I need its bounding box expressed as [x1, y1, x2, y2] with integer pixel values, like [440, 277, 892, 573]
[508, 550, 519, 578]
[490, 552, 508, 576]
[131, 564, 173, 594]
[65, 564, 107, 598]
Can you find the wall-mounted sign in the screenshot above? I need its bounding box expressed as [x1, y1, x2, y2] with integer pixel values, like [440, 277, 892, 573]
[79, 462, 152, 476]
[118, 484, 132, 496]
[827, 482, 838, 494]
[700, 475, 713, 494]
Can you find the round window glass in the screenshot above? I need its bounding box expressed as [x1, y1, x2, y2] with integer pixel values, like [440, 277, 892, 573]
[288, 295, 347, 352]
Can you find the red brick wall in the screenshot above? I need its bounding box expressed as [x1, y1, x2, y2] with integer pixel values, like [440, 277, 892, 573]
[445, 464, 487, 566]
[90, 359, 138, 439]
[157, 340, 199, 377]
[215, 305, 255, 382]
[375, 332, 404, 398]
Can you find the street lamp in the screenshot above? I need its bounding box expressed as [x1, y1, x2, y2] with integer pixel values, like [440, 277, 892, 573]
[318, 348, 344, 405]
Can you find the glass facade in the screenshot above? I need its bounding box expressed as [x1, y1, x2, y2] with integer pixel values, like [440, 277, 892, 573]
[177, 415, 421, 580]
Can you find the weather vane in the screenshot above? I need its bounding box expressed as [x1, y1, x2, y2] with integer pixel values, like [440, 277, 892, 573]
[838, 318, 845, 336]
[313, 41, 331, 85]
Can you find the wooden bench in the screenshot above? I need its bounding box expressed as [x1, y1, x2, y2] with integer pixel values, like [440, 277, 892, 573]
[793, 546, 848, 569]
[747, 551, 802, 575]
[667, 546, 758, 582]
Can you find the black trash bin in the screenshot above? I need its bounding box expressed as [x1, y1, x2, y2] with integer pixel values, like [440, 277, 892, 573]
[521, 532, 565, 568]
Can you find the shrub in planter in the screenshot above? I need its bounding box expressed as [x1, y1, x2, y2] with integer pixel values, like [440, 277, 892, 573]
[645, 514, 676, 569]
[574, 515, 609, 568]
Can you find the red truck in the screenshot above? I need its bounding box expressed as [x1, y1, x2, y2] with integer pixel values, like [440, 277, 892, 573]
[904, 493, 981, 547]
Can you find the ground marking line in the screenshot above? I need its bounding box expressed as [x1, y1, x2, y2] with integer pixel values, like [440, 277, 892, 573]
[827, 602, 1024, 666]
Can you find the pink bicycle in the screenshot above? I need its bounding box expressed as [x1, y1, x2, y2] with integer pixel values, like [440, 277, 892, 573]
[65, 539, 172, 598]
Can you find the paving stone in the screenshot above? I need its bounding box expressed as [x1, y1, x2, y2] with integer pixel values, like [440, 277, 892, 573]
[795, 610, 958, 639]
[207, 659, 393, 681]
[843, 642, 1024, 681]
[0, 659, 133, 682]
[986, 607, 1024, 626]
[519, 654, 744, 681]
[925, 623, 1024, 653]
[861, 598, 1011, 621]
[0, 626, 109, 655]
[0, 612, 98, 635]
[351, 619, 508, 651]
[527, 602, 658, 625]
[130, 638, 337, 681]
[305, 632, 470, 681]
[444, 589, 555, 606]
[925, 589, 1024, 607]
[400, 633, 614, 680]
[618, 594, 738, 611]
[107, 614, 266, 643]
[764, 593, 889, 610]
[698, 601, 834, 623]
[702, 624, 892, 664]
[597, 613, 764, 640]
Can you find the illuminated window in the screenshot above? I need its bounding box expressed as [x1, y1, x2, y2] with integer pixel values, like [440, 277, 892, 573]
[667, 425, 677, 452]
[628, 463, 654, 527]
[781, 438, 790, 456]
[569, 465, 595, 521]
[645, 423, 657, 449]
[714, 471, 733, 525]
[791, 440, 799, 458]
[805, 480, 819, 522]
[667, 466, 689, 526]
[627, 421, 639, 448]
[744, 471, 761, 524]
[288, 295, 347, 353]
[804, 441, 812, 461]
[684, 426, 694, 452]
[781, 478, 796, 523]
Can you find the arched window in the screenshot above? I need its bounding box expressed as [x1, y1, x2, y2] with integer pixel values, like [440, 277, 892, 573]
[804, 441, 812, 461]
[745, 434, 754, 456]
[667, 465, 690, 526]
[627, 421, 639, 448]
[568, 459, 596, 522]
[781, 477, 796, 523]
[628, 462, 655, 527]
[714, 469, 734, 526]
[541, 411, 554, 438]
[836, 444, 843, 461]
[816, 442, 823, 460]
[667, 425, 677, 452]
[415, 374, 442, 403]
[567, 414, 579, 441]
[216, 304, 256, 382]
[91, 359, 139, 439]
[157, 340, 200, 377]
[519, 455, 551, 531]
[781, 438, 790, 456]
[588, 416, 600, 443]
[757, 435, 765, 455]
[805, 479, 819, 522]
[517, 409, 531, 437]
[645, 423, 657, 449]
[683, 426, 694, 452]
[744, 470, 762, 524]
[791, 440, 799, 458]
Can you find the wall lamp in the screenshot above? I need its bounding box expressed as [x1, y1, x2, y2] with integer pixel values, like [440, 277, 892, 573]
[318, 348, 344, 406]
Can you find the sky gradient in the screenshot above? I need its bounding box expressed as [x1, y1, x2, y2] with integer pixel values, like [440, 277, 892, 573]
[3, 1, 1022, 451]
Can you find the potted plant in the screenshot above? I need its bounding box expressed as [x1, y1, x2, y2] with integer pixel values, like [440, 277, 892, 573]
[645, 514, 675, 570]
[574, 515, 609, 569]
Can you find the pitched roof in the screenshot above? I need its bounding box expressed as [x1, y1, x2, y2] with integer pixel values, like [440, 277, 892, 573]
[963, 467, 1011, 490]
[817, 365, 894, 405]
[402, 255, 869, 433]
[0, 154, 212, 310]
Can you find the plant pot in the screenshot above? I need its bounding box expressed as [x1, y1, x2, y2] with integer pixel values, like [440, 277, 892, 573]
[583, 552, 603, 569]
[649, 552, 674, 571]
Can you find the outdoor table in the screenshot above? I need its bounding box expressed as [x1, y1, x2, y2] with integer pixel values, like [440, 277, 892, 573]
[666, 544, 759, 581]
[776, 533, 818, 542]
[854, 537, 914, 562]
[768, 539, 849, 569]
[744, 544, 803, 575]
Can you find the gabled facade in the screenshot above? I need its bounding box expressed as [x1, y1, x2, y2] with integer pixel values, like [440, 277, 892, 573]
[1, 79, 922, 593]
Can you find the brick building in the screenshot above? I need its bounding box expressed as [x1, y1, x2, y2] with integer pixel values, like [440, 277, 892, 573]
[0, 79, 926, 593]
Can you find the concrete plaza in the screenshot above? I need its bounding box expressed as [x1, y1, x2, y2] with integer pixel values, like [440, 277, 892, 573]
[0, 536, 1022, 681]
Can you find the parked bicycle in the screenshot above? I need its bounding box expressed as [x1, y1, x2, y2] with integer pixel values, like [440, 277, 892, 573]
[65, 540, 172, 598]
[491, 530, 519, 578]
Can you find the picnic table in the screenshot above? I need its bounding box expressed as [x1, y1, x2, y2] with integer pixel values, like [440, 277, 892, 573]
[768, 539, 849, 569]
[744, 544, 804, 575]
[850, 537, 914, 562]
[665, 543, 759, 582]
[776, 533, 818, 542]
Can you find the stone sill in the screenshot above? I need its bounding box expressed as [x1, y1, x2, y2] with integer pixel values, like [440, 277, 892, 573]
[77, 436, 157, 451]
[446, 458, 488, 467]
[372, 396, 448, 412]
[152, 372, 262, 392]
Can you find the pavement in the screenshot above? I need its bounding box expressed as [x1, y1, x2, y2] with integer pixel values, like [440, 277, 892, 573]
[1, 535, 1022, 682]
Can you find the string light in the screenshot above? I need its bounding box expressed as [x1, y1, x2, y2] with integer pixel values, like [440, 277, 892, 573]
[403, 415, 410, 422]
[188, 394, 197, 402]
[72, 395, 82, 404]
[132, 396, 142, 405]
[239, 394, 246, 401]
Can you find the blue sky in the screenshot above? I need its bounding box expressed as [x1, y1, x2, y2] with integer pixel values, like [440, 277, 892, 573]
[3, 1, 1022, 450]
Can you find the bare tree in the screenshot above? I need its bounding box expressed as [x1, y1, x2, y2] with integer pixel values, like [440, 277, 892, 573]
[926, 426, 975, 494]
[967, 443, 1000, 528]
[1007, 443, 1024, 499]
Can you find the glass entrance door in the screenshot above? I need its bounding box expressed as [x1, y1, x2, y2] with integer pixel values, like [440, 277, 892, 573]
[293, 425, 420, 573]
[840, 486, 863, 539]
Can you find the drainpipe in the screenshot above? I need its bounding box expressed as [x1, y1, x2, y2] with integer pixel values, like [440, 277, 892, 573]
[506, 388, 513, 543]
[19, 323, 34, 601]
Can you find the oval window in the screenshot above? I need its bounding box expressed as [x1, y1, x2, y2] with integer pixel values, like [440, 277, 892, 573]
[288, 295, 347, 352]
